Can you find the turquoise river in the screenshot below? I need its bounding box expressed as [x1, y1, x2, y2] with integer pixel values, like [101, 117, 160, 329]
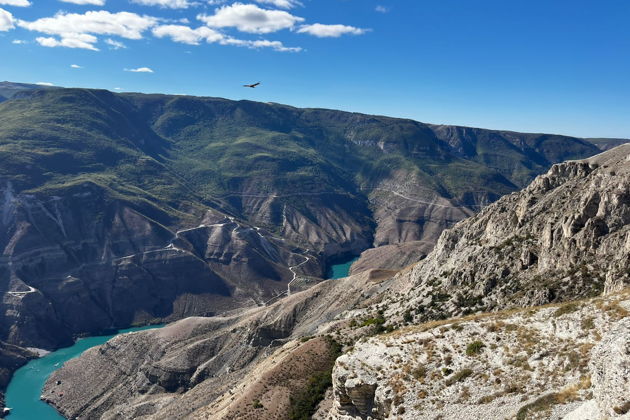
[4, 257, 358, 419]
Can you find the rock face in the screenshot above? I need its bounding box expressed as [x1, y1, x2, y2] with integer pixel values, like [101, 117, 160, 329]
[330, 289, 630, 420]
[327, 145, 630, 420]
[387, 144, 630, 323]
[588, 317, 630, 418]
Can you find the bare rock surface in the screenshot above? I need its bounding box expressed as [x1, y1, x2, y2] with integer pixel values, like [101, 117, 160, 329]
[329, 289, 630, 420]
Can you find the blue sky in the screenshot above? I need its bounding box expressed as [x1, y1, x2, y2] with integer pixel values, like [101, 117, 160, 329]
[0, 0, 628, 138]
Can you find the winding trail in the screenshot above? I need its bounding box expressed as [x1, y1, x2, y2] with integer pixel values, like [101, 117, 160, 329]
[7, 285, 37, 298]
[287, 254, 310, 297]
[219, 187, 484, 210]
[365, 187, 482, 210]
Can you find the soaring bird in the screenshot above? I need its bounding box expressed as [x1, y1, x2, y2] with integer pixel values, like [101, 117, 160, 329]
[243, 82, 261, 88]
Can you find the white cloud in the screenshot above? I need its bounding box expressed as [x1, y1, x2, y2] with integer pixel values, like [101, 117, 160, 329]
[125, 67, 154, 72]
[105, 38, 126, 49]
[0, 0, 30, 6]
[254, 0, 300, 9]
[60, 0, 105, 5]
[198, 3, 303, 34]
[226, 38, 301, 52]
[152, 24, 222, 45]
[0, 7, 14, 31]
[153, 22, 300, 51]
[19, 10, 158, 50]
[113, 87, 123, 90]
[131, 0, 195, 8]
[36, 33, 99, 50]
[375, 5, 389, 13]
[297, 23, 367, 38]
[70, 64, 82, 68]
[36, 82, 54, 86]
[12, 39, 26, 43]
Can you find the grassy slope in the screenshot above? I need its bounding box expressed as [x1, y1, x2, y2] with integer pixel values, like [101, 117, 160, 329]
[0, 88, 601, 229]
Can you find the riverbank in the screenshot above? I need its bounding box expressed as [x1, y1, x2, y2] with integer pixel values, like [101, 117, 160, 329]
[4, 325, 163, 420]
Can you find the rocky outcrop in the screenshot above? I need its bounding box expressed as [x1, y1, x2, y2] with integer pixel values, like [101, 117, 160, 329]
[385, 144, 630, 323]
[330, 289, 630, 420]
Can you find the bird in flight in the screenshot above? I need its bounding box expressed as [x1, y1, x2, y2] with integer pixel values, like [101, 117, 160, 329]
[243, 82, 261, 88]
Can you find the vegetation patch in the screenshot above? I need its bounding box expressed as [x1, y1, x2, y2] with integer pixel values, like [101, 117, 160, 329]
[466, 340, 485, 356]
[553, 303, 580, 317]
[445, 368, 473, 386]
[288, 337, 343, 420]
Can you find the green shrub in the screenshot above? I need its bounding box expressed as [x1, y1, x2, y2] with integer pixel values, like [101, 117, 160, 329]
[466, 341, 485, 356]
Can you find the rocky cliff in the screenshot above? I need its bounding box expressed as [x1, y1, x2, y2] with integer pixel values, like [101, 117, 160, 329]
[384, 144, 630, 324]
[328, 144, 630, 420]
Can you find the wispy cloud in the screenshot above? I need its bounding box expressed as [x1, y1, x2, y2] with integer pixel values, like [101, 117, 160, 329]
[0, 7, 14, 31]
[12, 39, 26, 44]
[70, 64, 82, 68]
[124, 67, 154, 73]
[131, 0, 196, 8]
[297, 23, 368, 38]
[375, 5, 389, 13]
[0, 0, 30, 7]
[60, 0, 105, 5]
[153, 23, 300, 51]
[198, 3, 303, 34]
[254, 0, 301, 9]
[153, 24, 223, 45]
[105, 38, 126, 49]
[36, 33, 99, 50]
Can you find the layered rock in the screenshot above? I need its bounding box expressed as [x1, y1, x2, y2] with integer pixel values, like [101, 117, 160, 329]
[0, 181, 322, 351]
[38, 146, 630, 420]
